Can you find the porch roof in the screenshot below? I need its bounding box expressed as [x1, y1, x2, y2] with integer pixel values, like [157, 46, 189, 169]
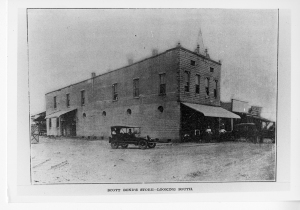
[182, 103, 241, 119]
[45, 108, 77, 119]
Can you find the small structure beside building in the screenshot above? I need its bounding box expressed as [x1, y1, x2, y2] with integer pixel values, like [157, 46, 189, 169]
[221, 99, 275, 132]
[31, 111, 47, 136]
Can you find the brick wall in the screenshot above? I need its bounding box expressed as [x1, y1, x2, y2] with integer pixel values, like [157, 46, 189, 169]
[45, 46, 222, 140]
[178, 48, 221, 106]
[76, 101, 180, 140]
[45, 48, 181, 141]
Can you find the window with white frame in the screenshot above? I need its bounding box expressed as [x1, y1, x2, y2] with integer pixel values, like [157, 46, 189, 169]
[184, 71, 190, 92]
[159, 73, 166, 95]
[53, 96, 57, 109]
[66, 94, 70, 107]
[205, 78, 210, 97]
[81, 90, 85, 106]
[133, 79, 139, 97]
[195, 74, 200, 94]
[214, 80, 218, 98]
[112, 83, 118, 101]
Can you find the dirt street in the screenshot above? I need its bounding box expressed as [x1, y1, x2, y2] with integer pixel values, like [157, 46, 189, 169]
[31, 137, 275, 184]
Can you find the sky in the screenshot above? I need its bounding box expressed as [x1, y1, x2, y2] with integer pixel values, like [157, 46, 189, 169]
[28, 9, 278, 121]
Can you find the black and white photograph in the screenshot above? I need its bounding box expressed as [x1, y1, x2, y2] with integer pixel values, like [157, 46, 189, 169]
[27, 8, 278, 185]
[3, 0, 300, 207]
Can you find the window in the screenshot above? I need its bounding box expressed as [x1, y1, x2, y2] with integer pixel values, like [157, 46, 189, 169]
[66, 94, 70, 107]
[214, 80, 218, 98]
[133, 79, 139, 97]
[102, 111, 106, 116]
[191, 60, 196, 66]
[127, 109, 132, 115]
[159, 73, 166, 95]
[83, 113, 86, 118]
[56, 118, 59, 127]
[184, 71, 190, 92]
[81, 90, 85, 106]
[53, 96, 57, 109]
[210, 67, 214, 72]
[49, 118, 52, 128]
[195, 75, 200, 94]
[205, 78, 210, 97]
[112, 83, 118, 101]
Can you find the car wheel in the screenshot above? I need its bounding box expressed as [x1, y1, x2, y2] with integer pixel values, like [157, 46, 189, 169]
[121, 144, 128, 148]
[248, 137, 254, 143]
[111, 142, 119, 149]
[139, 140, 148, 150]
[260, 136, 264, 144]
[148, 142, 156, 148]
[271, 138, 275, 144]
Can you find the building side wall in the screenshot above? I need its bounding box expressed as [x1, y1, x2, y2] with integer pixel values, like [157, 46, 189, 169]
[45, 49, 181, 140]
[76, 101, 181, 140]
[178, 48, 221, 106]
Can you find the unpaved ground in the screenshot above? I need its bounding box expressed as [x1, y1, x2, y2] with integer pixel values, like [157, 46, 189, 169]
[31, 137, 275, 184]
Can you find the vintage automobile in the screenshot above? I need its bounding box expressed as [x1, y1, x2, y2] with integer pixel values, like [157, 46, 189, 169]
[230, 123, 263, 143]
[108, 126, 157, 149]
[261, 126, 276, 143]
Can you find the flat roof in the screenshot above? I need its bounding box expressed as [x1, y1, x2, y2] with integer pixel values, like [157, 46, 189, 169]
[45, 46, 221, 95]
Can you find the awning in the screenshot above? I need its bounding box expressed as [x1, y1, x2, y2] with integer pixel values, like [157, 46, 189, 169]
[45, 108, 77, 119]
[182, 102, 240, 119]
[31, 111, 46, 121]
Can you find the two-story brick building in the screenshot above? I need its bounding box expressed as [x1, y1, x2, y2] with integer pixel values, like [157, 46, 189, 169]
[45, 43, 240, 142]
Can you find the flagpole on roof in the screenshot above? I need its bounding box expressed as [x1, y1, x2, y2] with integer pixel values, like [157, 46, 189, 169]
[197, 27, 205, 55]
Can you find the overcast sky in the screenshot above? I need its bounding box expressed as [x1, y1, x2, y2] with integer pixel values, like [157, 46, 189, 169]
[28, 9, 278, 121]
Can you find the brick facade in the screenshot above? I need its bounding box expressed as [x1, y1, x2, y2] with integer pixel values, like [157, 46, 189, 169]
[178, 48, 221, 106]
[45, 45, 221, 141]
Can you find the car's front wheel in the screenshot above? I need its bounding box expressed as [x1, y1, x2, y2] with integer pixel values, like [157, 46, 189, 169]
[148, 142, 156, 148]
[139, 140, 148, 150]
[111, 142, 119, 149]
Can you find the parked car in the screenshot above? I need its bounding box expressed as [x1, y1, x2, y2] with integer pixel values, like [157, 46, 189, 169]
[231, 123, 263, 143]
[261, 126, 276, 143]
[108, 126, 158, 149]
[220, 123, 263, 143]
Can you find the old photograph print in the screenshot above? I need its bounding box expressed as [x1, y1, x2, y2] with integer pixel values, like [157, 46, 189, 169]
[29, 9, 277, 184]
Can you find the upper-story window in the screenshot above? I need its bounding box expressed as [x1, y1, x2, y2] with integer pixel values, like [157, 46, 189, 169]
[190, 60, 196, 66]
[133, 79, 139, 98]
[112, 83, 118, 101]
[195, 75, 200, 94]
[205, 78, 210, 97]
[210, 67, 214, 72]
[53, 96, 57, 109]
[214, 80, 218, 98]
[184, 71, 190, 92]
[81, 90, 85, 106]
[159, 73, 166, 95]
[66, 94, 70, 107]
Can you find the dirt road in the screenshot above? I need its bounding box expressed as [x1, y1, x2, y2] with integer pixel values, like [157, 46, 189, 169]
[31, 137, 275, 184]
